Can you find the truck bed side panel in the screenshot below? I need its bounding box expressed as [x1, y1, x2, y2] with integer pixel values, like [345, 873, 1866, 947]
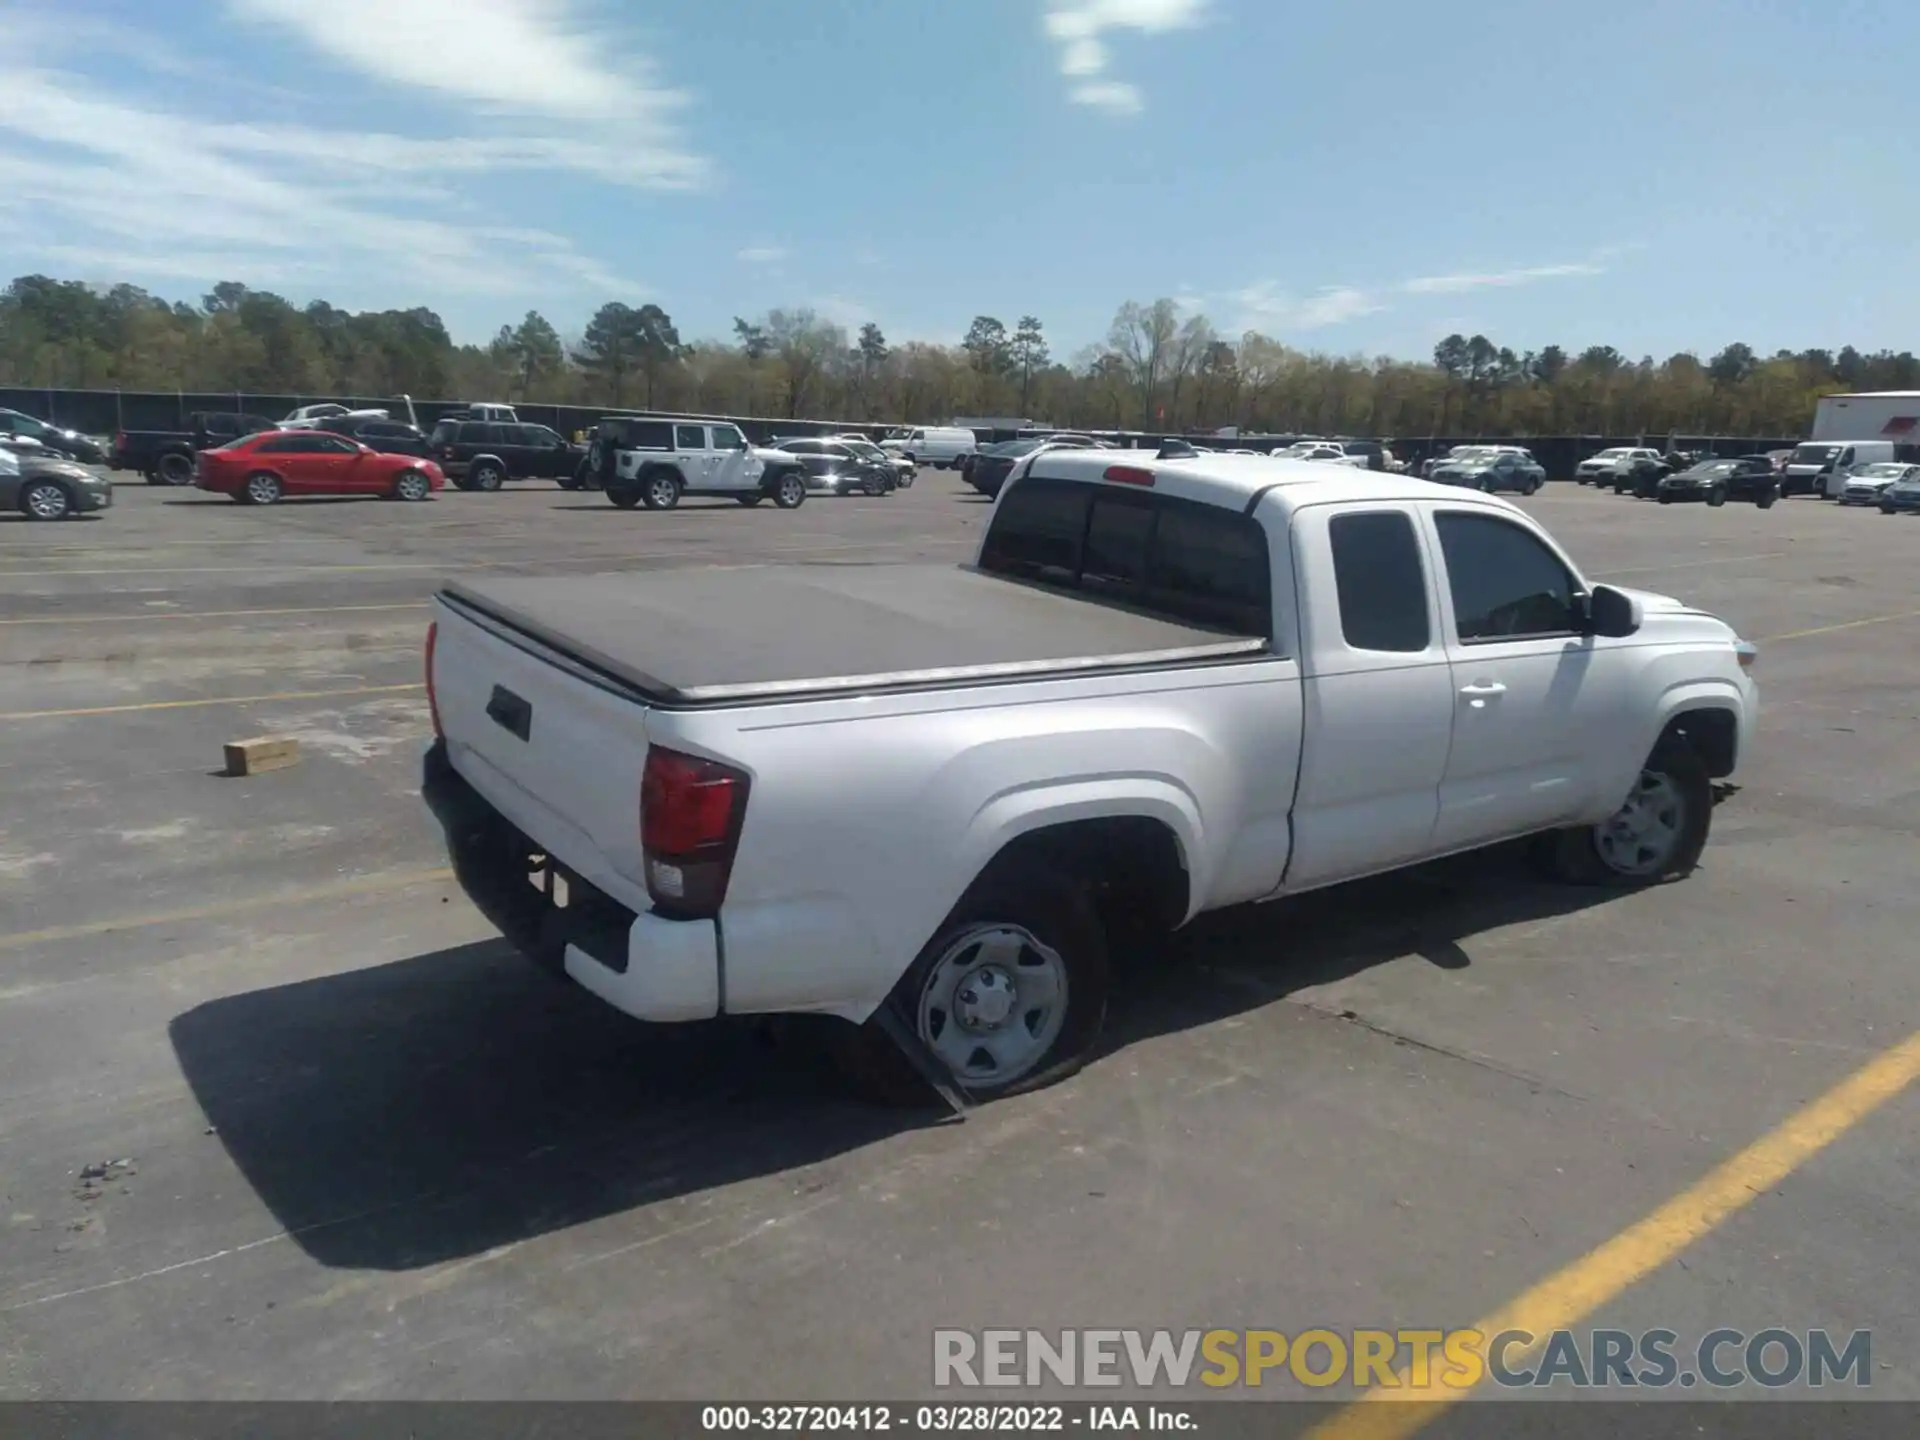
[651, 659, 1303, 1022]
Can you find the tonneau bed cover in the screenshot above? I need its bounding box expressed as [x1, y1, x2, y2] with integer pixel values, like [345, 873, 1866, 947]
[440, 563, 1267, 707]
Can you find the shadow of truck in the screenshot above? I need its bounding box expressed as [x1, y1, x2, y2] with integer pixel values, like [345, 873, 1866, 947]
[169, 841, 1618, 1272]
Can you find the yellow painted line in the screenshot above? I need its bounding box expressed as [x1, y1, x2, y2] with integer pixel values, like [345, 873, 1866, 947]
[1307, 1027, 1920, 1440]
[0, 682, 423, 722]
[1598, 552, 1785, 576]
[0, 867, 455, 954]
[0, 602, 432, 627]
[1763, 609, 1920, 642]
[0, 562, 452, 578]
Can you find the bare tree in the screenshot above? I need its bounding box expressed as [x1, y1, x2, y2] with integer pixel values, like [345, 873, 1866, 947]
[1107, 298, 1180, 429]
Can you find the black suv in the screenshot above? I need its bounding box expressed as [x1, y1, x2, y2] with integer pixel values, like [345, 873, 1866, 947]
[317, 414, 432, 458]
[428, 419, 583, 490]
[772, 437, 898, 495]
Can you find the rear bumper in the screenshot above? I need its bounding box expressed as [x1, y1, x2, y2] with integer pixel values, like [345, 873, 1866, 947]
[421, 739, 720, 1022]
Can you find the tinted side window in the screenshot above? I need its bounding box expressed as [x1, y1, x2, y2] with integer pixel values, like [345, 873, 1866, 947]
[257, 434, 315, 454]
[1329, 511, 1430, 652]
[709, 425, 746, 450]
[1434, 513, 1579, 642]
[429, 421, 458, 445]
[674, 424, 705, 450]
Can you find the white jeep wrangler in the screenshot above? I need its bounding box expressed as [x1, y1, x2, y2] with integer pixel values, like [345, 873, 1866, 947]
[594, 418, 810, 511]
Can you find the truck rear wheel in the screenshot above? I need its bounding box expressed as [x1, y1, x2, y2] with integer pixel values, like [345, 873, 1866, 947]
[836, 864, 1109, 1105]
[607, 486, 642, 509]
[153, 452, 195, 486]
[1548, 741, 1712, 887]
[770, 470, 807, 509]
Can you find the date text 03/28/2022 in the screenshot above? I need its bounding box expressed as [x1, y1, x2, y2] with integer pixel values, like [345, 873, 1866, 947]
[701, 1405, 1192, 1431]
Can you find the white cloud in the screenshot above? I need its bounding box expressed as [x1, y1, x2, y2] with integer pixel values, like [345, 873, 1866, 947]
[0, 3, 704, 322]
[229, 0, 667, 124]
[812, 295, 877, 332]
[1070, 81, 1144, 113]
[1230, 281, 1387, 333]
[1401, 261, 1606, 295]
[737, 246, 788, 264]
[1042, 0, 1206, 113]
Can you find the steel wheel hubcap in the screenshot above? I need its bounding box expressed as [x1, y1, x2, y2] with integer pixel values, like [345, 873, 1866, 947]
[781, 477, 802, 502]
[400, 476, 427, 498]
[917, 924, 1068, 1086]
[649, 478, 675, 505]
[27, 485, 66, 517]
[247, 477, 275, 501]
[1595, 770, 1685, 875]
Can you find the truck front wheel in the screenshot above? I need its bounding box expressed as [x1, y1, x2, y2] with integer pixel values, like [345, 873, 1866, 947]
[838, 865, 1109, 1105]
[1548, 741, 1712, 886]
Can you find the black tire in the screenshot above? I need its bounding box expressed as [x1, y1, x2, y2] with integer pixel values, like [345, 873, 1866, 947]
[392, 469, 432, 502]
[19, 479, 75, 520]
[1658, 493, 1672, 505]
[770, 470, 807, 509]
[556, 469, 580, 492]
[640, 468, 682, 510]
[834, 863, 1109, 1105]
[470, 461, 505, 493]
[1758, 491, 1778, 510]
[607, 486, 642, 509]
[154, 451, 195, 486]
[1880, 502, 1895, 515]
[1547, 741, 1712, 887]
[1525, 477, 1542, 495]
[242, 471, 282, 505]
[1707, 486, 1727, 508]
[736, 494, 763, 507]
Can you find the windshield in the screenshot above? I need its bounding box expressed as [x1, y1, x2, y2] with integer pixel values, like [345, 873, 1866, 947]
[1854, 463, 1905, 477]
[1593, 448, 1632, 460]
[1690, 461, 1739, 476]
[1792, 444, 1839, 464]
[842, 441, 887, 461]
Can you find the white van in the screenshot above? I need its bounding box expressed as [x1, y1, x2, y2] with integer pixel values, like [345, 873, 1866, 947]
[1782, 440, 1896, 498]
[880, 425, 977, 469]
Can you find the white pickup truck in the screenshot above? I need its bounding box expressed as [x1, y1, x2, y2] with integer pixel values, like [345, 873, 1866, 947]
[422, 449, 1758, 1102]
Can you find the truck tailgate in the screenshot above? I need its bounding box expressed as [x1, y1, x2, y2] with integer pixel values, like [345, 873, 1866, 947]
[430, 596, 651, 903]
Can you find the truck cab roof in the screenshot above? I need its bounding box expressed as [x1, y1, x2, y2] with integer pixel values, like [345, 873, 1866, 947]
[1020, 448, 1525, 522]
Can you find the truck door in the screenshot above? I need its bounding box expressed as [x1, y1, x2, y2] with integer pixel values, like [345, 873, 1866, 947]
[1282, 504, 1456, 889]
[1421, 505, 1625, 849]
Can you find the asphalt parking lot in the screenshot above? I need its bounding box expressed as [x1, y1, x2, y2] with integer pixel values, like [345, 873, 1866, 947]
[1, 470, 1916, 1418]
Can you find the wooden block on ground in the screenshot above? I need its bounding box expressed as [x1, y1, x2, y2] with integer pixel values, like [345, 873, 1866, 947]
[223, 736, 301, 777]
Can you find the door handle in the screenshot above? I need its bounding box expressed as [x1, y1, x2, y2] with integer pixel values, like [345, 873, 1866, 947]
[1459, 681, 1507, 700]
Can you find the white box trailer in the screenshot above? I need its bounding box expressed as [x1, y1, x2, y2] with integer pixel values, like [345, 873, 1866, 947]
[1810, 391, 1920, 443]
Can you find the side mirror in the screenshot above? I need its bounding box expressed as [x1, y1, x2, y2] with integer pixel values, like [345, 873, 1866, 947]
[1584, 584, 1642, 638]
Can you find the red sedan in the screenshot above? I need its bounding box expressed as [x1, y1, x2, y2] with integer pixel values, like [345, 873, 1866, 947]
[194, 430, 446, 504]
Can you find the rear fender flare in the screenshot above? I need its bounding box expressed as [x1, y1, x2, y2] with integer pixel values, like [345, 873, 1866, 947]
[954, 780, 1205, 924]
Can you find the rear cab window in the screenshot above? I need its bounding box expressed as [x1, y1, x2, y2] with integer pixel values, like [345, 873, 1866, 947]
[978, 474, 1272, 640]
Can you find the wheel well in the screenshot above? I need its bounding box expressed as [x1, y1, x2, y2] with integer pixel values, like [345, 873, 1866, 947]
[971, 817, 1190, 934]
[471, 453, 505, 470]
[1658, 707, 1737, 779]
[638, 463, 684, 484]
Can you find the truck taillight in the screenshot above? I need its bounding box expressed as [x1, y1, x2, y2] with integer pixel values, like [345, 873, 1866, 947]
[424, 621, 442, 737]
[640, 746, 749, 919]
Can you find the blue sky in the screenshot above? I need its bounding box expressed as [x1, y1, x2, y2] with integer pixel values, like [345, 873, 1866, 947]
[2, 0, 1916, 360]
